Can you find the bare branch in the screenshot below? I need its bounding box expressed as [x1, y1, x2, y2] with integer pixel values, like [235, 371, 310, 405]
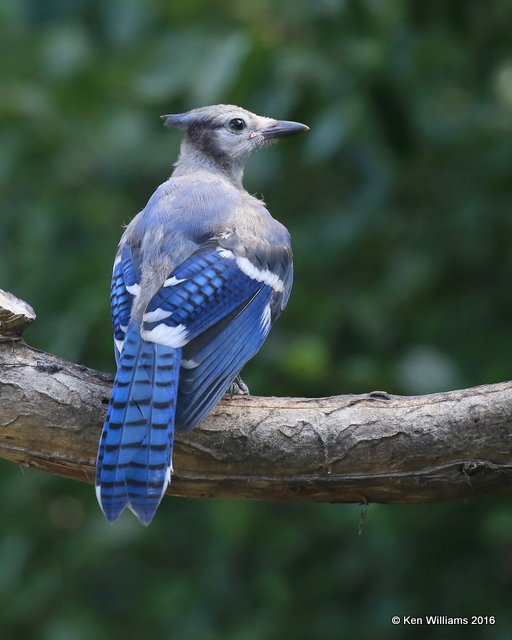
[0, 291, 511, 504]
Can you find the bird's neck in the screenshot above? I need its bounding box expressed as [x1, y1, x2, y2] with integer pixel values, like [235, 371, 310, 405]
[173, 138, 245, 188]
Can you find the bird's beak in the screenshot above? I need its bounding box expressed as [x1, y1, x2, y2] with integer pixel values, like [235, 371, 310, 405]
[262, 120, 310, 140]
[160, 113, 191, 128]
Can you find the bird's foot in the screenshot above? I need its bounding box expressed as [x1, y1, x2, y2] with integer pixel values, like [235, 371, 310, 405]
[227, 375, 250, 397]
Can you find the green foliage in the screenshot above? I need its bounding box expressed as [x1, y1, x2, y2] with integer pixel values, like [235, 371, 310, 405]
[1, 1, 511, 638]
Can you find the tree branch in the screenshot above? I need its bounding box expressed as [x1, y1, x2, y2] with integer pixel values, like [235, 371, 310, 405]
[0, 290, 511, 504]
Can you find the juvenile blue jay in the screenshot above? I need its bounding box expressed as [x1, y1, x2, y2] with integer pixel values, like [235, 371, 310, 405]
[96, 104, 309, 524]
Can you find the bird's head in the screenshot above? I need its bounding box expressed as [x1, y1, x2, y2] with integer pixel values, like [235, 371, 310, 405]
[162, 104, 309, 182]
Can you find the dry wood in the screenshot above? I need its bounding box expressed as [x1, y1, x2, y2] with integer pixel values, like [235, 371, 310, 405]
[0, 289, 36, 337]
[0, 292, 510, 504]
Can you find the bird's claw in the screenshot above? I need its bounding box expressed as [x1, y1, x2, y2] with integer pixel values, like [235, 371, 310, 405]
[227, 375, 250, 397]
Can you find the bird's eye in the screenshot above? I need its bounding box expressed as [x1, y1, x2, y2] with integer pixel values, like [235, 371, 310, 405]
[228, 118, 246, 132]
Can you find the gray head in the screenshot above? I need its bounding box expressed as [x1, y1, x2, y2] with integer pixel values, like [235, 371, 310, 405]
[162, 104, 309, 185]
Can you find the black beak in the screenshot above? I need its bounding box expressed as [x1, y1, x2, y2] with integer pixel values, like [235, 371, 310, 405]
[262, 120, 310, 140]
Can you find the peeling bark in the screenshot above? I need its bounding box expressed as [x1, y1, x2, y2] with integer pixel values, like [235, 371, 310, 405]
[0, 289, 36, 337]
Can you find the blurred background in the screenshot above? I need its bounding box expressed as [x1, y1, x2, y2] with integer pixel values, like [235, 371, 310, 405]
[1, 1, 511, 638]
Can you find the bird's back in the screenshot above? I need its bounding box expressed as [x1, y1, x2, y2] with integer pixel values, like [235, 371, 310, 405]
[121, 172, 291, 319]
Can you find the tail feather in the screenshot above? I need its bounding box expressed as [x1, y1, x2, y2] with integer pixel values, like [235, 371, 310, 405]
[96, 324, 180, 525]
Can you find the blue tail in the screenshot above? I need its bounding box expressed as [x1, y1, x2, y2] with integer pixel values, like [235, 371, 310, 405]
[96, 324, 180, 525]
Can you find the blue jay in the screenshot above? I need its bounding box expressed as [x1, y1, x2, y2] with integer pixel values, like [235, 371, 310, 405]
[96, 105, 309, 524]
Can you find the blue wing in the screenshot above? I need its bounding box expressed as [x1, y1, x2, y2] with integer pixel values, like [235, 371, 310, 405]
[141, 241, 290, 431]
[111, 245, 140, 364]
[176, 285, 272, 429]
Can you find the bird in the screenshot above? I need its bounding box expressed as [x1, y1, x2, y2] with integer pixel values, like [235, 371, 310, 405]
[95, 104, 309, 525]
